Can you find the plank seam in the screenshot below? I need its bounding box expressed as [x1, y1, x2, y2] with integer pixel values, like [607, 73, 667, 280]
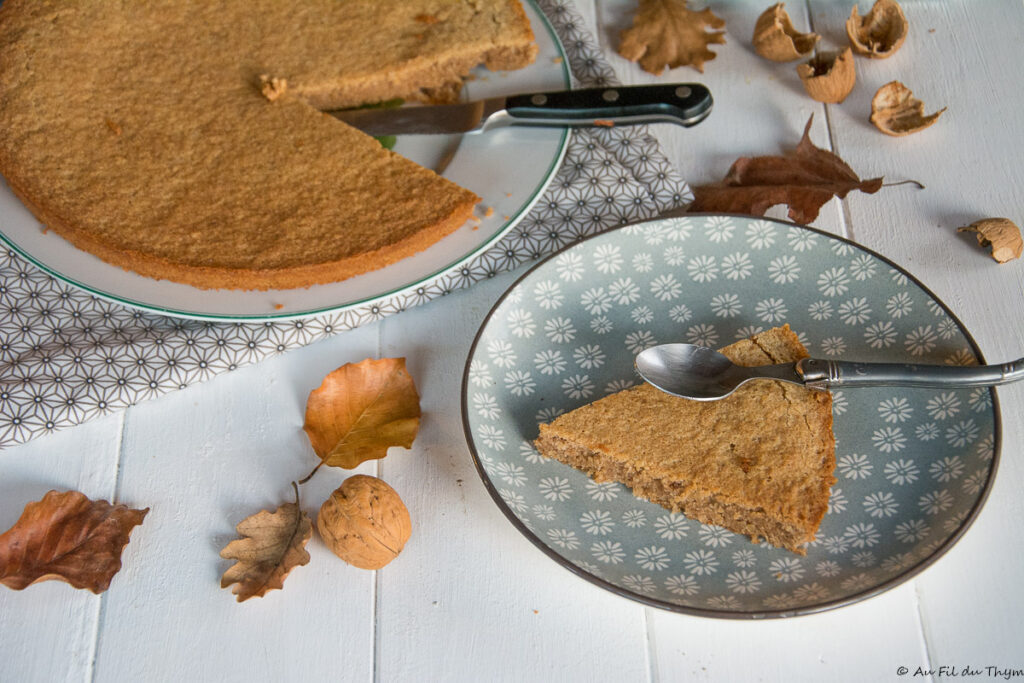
[804, 0, 855, 242]
[913, 581, 938, 683]
[643, 606, 658, 683]
[86, 410, 129, 683]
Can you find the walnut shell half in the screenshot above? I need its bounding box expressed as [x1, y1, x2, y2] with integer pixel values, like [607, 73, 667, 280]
[958, 218, 1023, 264]
[317, 475, 412, 570]
[870, 81, 945, 136]
[846, 0, 908, 59]
[753, 3, 819, 62]
[797, 48, 856, 103]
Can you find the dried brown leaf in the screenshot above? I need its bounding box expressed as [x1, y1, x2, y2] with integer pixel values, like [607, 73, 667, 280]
[753, 3, 819, 62]
[846, 0, 908, 59]
[303, 357, 421, 469]
[958, 218, 1023, 263]
[797, 48, 856, 104]
[690, 115, 884, 224]
[618, 0, 726, 75]
[220, 485, 312, 602]
[317, 475, 412, 570]
[870, 81, 945, 136]
[0, 490, 148, 594]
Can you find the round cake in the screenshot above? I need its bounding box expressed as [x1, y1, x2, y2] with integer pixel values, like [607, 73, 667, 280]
[0, 1, 536, 290]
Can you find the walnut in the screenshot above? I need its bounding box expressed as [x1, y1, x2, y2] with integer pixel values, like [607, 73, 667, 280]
[796, 48, 856, 103]
[316, 475, 411, 570]
[752, 3, 819, 62]
[846, 0, 908, 59]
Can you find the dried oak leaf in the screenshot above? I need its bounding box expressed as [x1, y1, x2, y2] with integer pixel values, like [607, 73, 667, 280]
[691, 115, 884, 224]
[303, 357, 421, 469]
[846, 0, 908, 59]
[0, 490, 148, 594]
[220, 485, 312, 602]
[753, 3, 819, 62]
[618, 0, 726, 75]
[958, 218, 1023, 264]
[870, 81, 945, 136]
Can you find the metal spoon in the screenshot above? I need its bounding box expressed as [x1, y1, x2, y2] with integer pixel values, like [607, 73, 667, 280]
[634, 343, 1024, 401]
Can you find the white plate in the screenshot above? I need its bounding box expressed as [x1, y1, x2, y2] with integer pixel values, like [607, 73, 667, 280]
[0, 1, 570, 321]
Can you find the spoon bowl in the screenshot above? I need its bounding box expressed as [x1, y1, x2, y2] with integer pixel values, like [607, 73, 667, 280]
[635, 344, 805, 400]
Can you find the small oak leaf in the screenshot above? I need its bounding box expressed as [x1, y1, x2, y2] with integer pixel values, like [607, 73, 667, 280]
[303, 357, 421, 469]
[220, 486, 312, 602]
[690, 115, 884, 224]
[618, 0, 726, 75]
[0, 490, 148, 594]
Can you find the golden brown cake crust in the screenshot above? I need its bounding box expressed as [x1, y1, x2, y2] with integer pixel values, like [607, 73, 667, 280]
[0, 1, 536, 290]
[536, 325, 837, 554]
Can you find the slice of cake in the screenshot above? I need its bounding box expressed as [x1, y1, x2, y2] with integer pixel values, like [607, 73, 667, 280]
[0, 1, 536, 290]
[535, 325, 836, 554]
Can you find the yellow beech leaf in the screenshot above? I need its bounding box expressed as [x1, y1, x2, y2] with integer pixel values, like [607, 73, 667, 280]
[303, 357, 421, 469]
[219, 484, 312, 602]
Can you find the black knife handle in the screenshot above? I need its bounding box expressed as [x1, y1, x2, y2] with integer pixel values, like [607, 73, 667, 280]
[503, 84, 712, 128]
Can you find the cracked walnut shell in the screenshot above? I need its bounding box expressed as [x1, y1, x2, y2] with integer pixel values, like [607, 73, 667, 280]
[870, 81, 945, 136]
[958, 219, 1022, 264]
[797, 48, 856, 103]
[317, 475, 411, 570]
[846, 0, 908, 59]
[753, 3, 819, 62]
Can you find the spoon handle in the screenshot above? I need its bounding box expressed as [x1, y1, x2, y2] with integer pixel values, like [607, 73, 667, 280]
[797, 357, 1024, 389]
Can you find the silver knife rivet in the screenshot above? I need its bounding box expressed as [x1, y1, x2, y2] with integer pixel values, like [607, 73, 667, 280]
[675, 86, 692, 99]
[602, 89, 619, 102]
[531, 94, 548, 106]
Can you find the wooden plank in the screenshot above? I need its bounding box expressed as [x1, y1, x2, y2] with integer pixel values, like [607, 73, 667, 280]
[649, 583, 930, 682]
[0, 415, 123, 683]
[586, 0, 943, 679]
[374, 272, 651, 682]
[90, 325, 380, 682]
[805, 1, 1024, 675]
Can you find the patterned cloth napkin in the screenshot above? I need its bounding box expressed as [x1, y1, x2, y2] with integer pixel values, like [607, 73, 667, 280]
[0, 0, 691, 448]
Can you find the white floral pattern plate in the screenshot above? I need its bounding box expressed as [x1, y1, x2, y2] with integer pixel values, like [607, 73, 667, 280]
[461, 215, 1001, 618]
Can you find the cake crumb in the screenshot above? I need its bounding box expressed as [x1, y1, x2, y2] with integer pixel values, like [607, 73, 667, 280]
[594, 119, 614, 127]
[273, 303, 284, 310]
[104, 119, 122, 136]
[505, 192, 512, 197]
[552, 56, 563, 64]
[259, 74, 288, 101]
[484, 206, 495, 217]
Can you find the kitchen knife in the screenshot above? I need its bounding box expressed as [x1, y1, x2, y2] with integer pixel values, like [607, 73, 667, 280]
[325, 83, 712, 136]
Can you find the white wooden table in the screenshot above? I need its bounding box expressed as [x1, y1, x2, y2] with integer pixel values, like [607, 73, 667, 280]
[3, 2, 1022, 681]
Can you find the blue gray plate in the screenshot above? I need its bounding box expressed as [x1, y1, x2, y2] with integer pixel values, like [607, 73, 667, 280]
[461, 215, 1000, 618]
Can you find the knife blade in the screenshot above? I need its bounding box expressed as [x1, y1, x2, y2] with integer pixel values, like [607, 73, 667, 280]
[325, 83, 712, 136]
